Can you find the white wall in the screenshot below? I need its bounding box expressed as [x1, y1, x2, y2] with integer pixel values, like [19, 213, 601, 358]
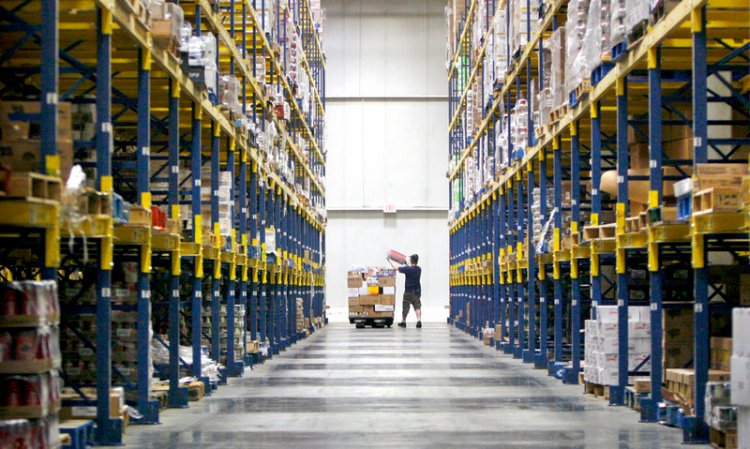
[323, 0, 449, 322]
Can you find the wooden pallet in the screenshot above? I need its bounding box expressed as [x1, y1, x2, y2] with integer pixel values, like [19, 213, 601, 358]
[187, 381, 205, 401]
[583, 225, 600, 241]
[575, 78, 591, 102]
[549, 103, 568, 123]
[627, 20, 649, 47]
[599, 223, 616, 239]
[2, 171, 61, 201]
[710, 427, 738, 449]
[584, 381, 610, 400]
[692, 188, 741, 216]
[118, 0, 151, 28]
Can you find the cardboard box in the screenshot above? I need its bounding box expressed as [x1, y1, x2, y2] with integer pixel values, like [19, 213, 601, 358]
[0, 101, 72, 142]
[380, 294, 395, 305]
[379, 276, 396, 287]
[348, 305, 364, 313]
[347, 288, 359, 297]
[0, 138, 73, 181]
[59, 392, 122, 420]
[348, 297, 360, 307]
[347, 273, 363, 288]
[358, 295, 378, 306]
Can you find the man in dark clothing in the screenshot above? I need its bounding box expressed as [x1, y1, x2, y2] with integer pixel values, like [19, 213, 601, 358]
[389, 254, 422, 328]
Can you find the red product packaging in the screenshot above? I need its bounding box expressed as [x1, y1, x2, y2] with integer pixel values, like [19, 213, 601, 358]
[0, 331, 11, 361]
[387, 249, 407, 265]
[14, 331, 38, 360]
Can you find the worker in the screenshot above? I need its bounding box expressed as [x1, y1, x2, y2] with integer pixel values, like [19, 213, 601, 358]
[389, 254, 422, 328]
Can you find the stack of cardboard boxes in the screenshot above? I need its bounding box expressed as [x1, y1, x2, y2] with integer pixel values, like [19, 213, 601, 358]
[583, 305, 651, 387]
[347, 268, 396, 320]
[0, 101, 73, 183]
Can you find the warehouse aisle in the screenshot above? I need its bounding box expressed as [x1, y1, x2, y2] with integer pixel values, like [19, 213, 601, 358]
[124, 324, 703, 449]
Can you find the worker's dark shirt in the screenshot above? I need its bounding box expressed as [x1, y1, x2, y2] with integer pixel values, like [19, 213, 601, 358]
[398, 265, 422, 293]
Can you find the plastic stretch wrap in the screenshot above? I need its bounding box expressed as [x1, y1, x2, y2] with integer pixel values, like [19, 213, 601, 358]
[549, 27, 566, 110]
[626, 0, 650, 34]
[572, 0, 603, 85]
[610, 0, 628, 45]
[494, 8, 509, 81]
[564, 0, 591, 95]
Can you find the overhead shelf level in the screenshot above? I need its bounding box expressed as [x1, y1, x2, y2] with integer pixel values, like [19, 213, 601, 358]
[447, 0, 749, 444]
[0, 0, 327, 446]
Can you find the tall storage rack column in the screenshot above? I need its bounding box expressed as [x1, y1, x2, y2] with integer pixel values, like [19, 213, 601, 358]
[0, 0, 327, 446]
[447, 0, 749, 443]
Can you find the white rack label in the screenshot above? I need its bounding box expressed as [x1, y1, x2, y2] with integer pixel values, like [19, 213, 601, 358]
[171, 165, 178, 174]
[540, 297, 546, 303]
[651, 303, 658, 311]
[172, 290, 179, 297]
[142, 146, 150, 156]
[196, 291, 202, 298]
[46, 92, 58, 105]
[102, 288, 111, 298]
[572, 300, 578, 306]
[695, 303, 704, 313]
[554, 299, 560, 305]
[618, 299, 624, 307]
[694, 137, 702, 148]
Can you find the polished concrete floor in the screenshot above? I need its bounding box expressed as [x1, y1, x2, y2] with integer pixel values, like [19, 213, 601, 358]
[125, 323, 706, 448]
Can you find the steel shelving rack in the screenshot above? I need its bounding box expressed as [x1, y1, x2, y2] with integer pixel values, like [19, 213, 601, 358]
[447, 0, 749, 443]
[0, 0, 326, 444]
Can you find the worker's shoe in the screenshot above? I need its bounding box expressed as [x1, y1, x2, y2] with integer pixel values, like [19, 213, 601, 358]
[416, 321, 422, 328]
[398, 322, 406, 328]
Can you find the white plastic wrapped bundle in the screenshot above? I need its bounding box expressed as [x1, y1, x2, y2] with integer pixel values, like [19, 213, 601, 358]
[549, 26, 566, 110]
[599, 0, 612, 58]
[511, 0, 540, 53]
[494, 8, 508, 81]
[572, 0, 603, 85]
[626, 0, 650, 35]
[219, 74, 241, 115]
[564, 0, 590, 95]
[536, 46, 552, 128]
[610, 0, 628, 45]
[513, 99, 528, 159]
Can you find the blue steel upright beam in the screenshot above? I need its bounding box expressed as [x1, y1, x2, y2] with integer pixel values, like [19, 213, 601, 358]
[551, 136, 564, 375]
[225, 141, 240, 377]
[210, 125, 221, 365]
[238, 149, 249, 367]
[685, 5, 710, 443]
[135, 48, 158, 424]
[492, 191, 500, 331]
[642, 46, 663, 423]
[590, 102, 602, 321]
[190, 105, 204, 382]
[94, 7, 120, 444]
[498, 187, 507, 347]
[525, 160, 537, 364]
[506, 179, 516, 353]
[40, 0, 58, 182]
[515, 171, 525, 360]
[167, 79, 188, 408]
[610, 77, 629, 406]
[535, 148, 549, 369]
[566, 121, 582, 385]
[249, 162, 260, 364]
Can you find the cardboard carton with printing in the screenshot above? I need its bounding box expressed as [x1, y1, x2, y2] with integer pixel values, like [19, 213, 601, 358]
[347, 266, 397, 328]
